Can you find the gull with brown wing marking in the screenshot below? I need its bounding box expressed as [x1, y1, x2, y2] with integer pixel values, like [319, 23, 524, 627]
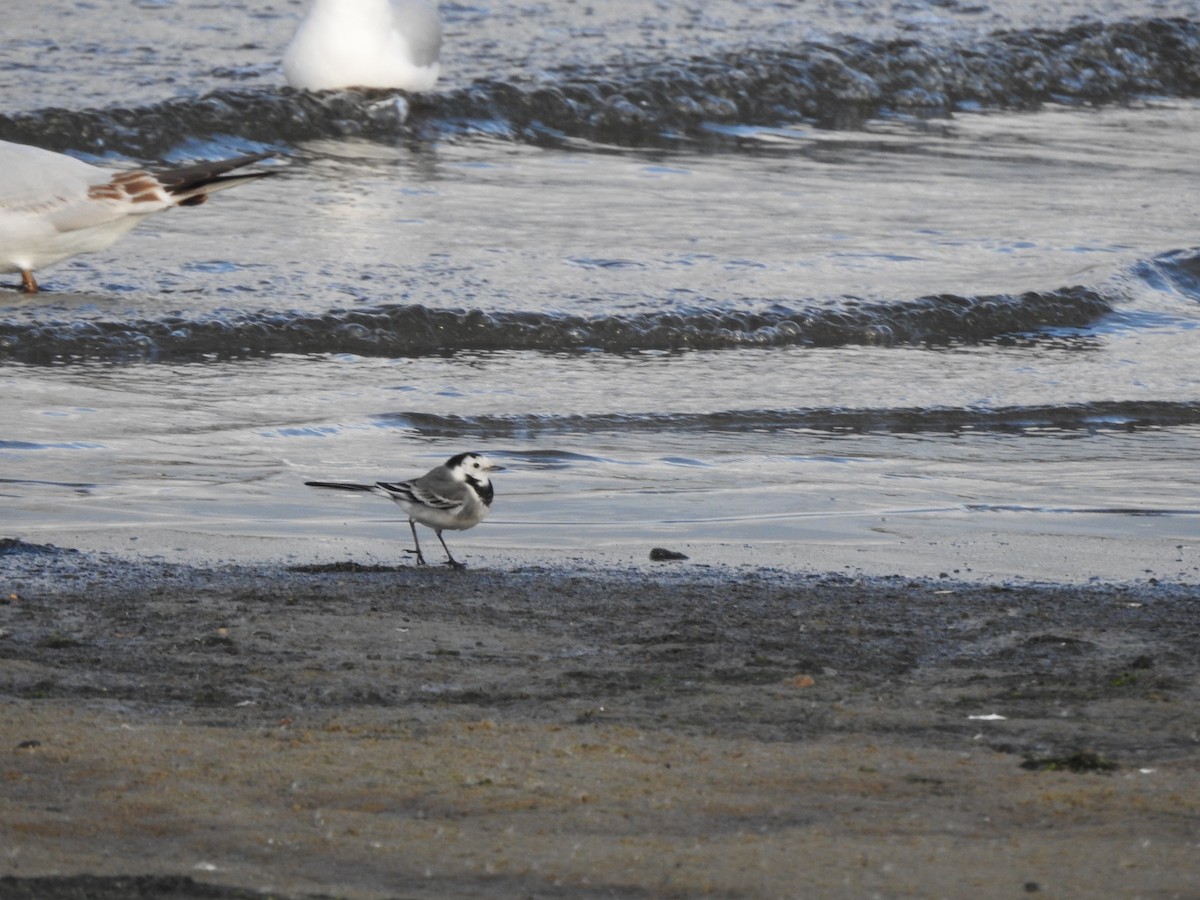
[0, 140, 276, 293]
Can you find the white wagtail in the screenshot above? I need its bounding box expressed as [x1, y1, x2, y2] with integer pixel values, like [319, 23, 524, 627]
[305, 452, 504, 568]
[0, 140, 276, 293]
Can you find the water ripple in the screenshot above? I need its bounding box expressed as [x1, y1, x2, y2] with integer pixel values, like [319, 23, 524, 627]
[0, 19, 1196, 156]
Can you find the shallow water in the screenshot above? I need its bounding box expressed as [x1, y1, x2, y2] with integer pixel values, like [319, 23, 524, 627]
[1, 1, 1198, 581]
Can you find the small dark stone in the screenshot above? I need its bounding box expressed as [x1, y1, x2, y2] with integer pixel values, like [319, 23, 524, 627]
[649, 547, 689, 561]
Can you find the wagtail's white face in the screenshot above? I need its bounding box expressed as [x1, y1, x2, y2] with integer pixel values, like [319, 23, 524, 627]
[448, 452, 505, 485]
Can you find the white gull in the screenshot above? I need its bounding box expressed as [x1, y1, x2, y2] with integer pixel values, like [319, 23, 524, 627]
[0, 141, 275, 293]
[284, 0, 443, 93]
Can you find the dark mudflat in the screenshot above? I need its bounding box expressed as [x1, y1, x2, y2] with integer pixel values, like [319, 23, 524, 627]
[2, 541, 1197, 898]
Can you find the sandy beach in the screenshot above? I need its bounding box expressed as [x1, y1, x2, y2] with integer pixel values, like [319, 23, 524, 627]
[1, 539, 1197, 899]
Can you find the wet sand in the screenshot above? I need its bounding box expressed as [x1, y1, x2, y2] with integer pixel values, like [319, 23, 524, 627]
[1, 539, 1198, 899]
